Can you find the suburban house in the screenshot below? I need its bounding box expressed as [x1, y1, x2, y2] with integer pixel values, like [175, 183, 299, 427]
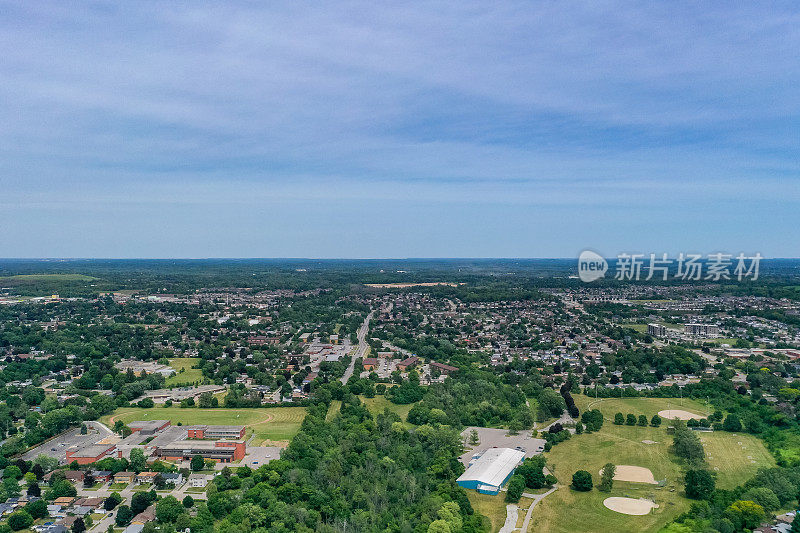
[188, 474, 212, 488]
[114, 471, 136, 484]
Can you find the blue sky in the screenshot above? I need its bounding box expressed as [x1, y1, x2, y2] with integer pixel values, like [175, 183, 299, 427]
[1, 2, 798, 258]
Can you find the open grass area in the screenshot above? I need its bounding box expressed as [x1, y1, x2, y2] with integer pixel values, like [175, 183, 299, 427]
[164, 357, 205, 386]
[526, 396, 777, 532]
[700, 431, 775, 489]
[100, 406, 307, 444]
[575, 395, 712, 421]
[530, 424, 688, 533]
[326, 400, 342, 421]
[466, 491, 506, 533]
[360, 395, 416, 422]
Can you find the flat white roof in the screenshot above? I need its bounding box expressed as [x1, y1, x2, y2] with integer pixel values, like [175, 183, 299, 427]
[457, 447, 525, 488]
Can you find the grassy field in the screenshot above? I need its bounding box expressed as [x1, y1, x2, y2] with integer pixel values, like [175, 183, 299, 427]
[524, 396, 776, 532]
[100, 406, 307, 444]
[165, 358, 205, 386]
[530, 424, 689, 533]
[360, 395, 416, 422]
[466, 492, 506, 533]
[700, 431, 775, 489]
[575, 395, 712, 421]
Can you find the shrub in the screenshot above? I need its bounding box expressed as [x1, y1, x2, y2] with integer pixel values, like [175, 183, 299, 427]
[571, 470, 593, 491]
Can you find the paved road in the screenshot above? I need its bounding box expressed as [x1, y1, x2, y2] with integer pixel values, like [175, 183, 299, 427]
[340, 311, 373, 384]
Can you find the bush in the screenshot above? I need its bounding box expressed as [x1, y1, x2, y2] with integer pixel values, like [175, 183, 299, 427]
[571, 470, 593, 491]
[638, 415, 647, 426]
[626, 414, 637, 426]
[614, 413, 624, 425]
[650, 414, 662, 427]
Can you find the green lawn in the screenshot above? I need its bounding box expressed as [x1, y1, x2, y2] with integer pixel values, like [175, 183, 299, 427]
[165, 358, 205, 386]
[466, 492, 506, 533]
[109, 483, 128, 490]
[100, 406, 307, 444]
[360, 395, 416, 422]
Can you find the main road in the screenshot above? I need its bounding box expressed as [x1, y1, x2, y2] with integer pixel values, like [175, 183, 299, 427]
[341, 311, 373, 384]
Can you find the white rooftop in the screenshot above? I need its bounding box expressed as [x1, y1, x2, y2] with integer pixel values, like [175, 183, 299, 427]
[457, 447, 525, 488]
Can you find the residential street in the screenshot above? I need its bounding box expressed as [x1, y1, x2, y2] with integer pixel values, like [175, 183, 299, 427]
[340, 311, 373, 384]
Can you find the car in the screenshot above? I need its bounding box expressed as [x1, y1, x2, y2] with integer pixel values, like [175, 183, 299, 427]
[51, 447, 56, 451]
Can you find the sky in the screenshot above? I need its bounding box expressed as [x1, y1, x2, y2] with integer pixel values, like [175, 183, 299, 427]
[1, 2, 799, 258]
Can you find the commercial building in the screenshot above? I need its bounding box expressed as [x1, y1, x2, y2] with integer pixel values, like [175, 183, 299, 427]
[647, 323, 667, 337]
[456, 448, 525, 495]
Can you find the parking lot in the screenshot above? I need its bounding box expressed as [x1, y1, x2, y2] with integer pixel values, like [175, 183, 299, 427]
[22, 422, 113, 462]
[241, 446, 282, 469]
[458, 427, 546, 466]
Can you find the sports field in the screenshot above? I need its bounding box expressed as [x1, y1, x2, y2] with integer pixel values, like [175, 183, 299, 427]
[529, 424, 688, 533]
[575, 396, 711, 421]
[165, 358, 205, 386]
[526, 396, 776, 532]
[100, 406, 307, 444]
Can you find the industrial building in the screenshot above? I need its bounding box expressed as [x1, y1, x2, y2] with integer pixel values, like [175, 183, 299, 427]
[456, 448, 525, 495]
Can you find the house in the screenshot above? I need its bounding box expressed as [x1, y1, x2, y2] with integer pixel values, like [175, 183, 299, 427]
[58, 516, 80, 528]
[91, 470, 112, 483]
[73, 497, 104, 510]
[188, 474, 211, 488]
[114, 471, 136, 484]
[362, 358, 378, 371]
[161, 473, 183, 485]
[44, 470, 85, 484]
[123, 525, 144, 533]
[53, 497, 76, 507]
[136, 472, 158, 484]
[131, 505, 156, 524]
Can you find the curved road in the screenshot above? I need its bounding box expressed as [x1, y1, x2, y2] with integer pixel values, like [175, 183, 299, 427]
[341, 311, 373, 384]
